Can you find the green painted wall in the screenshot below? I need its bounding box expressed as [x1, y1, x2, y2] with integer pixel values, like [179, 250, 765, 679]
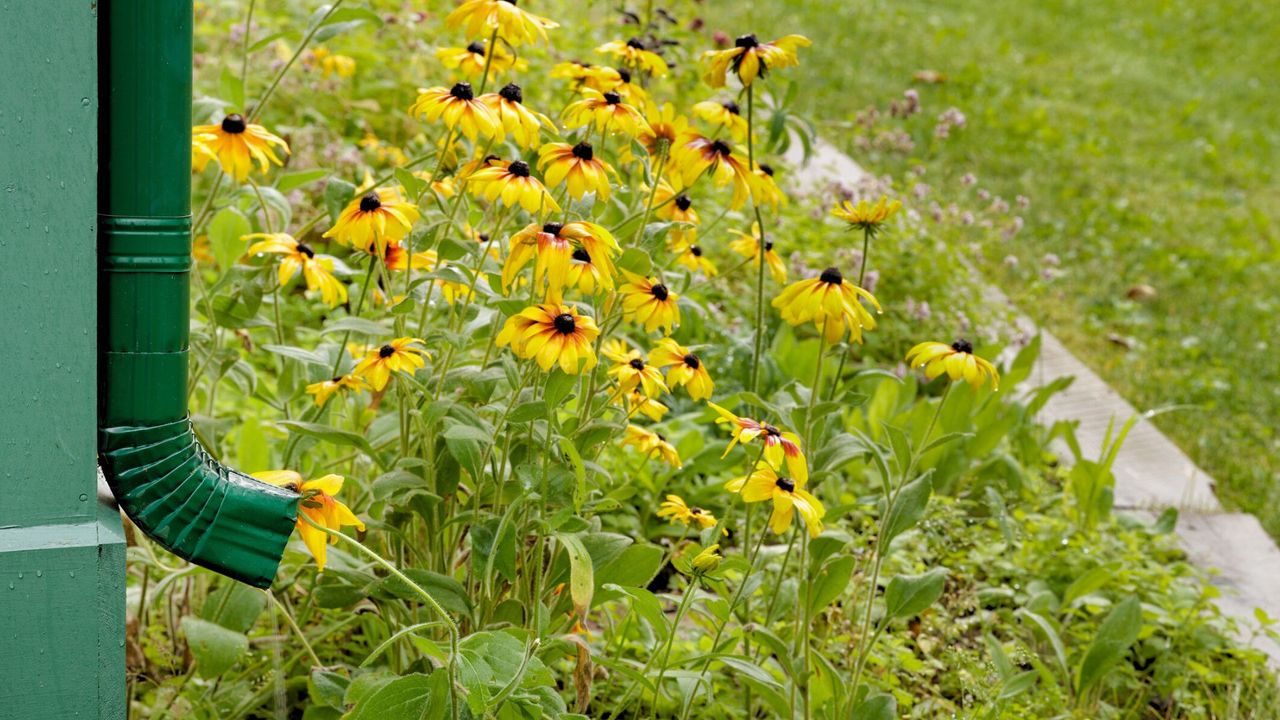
[0, 2, 126, 718]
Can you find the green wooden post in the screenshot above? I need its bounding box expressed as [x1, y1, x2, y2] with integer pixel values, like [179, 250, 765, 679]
[0, 3, 127, 719]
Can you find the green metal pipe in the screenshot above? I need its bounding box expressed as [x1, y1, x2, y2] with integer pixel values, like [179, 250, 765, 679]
[98, 0, 297, 588]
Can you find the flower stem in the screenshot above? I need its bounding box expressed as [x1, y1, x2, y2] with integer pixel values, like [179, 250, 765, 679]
[267, 590, 321, 668]
[248, 0, 344, 122]
[746, 84, 768, 393]
[648, 575, 699, 715]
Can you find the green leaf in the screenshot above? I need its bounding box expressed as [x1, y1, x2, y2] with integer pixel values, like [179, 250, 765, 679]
[263, 343, 329, 367]
[595, 544, 663, 591]
[276, 168, 330, 192]
[852, 693, 897, 720]
[324, 178, 357, 223]
[394, 167, 426, 198]
[308, 670, 351, 709]
[279, 420, 376, 457]
[441, 423, 494, 444]
[1016, 608, 1069, 678]
[507, 400, 547, 423]
[347, 670, 449, 720]
[808, 556, 855, 614]
[312, 6, 383, 42]
[1076, 596, 1143, 694]
[321, 316, 390, 337]
[543, 369, 577, 409]
[379, 569, 472, 616]
[209, 207, 251, 272]
[200, 583, 266, 633]
[880, 476, 931, 547]
[181, 616, 248, 678]
[218, 65, 244, 111]
[616, 247, 652, 275]
[1062, 565, 1114, 607]
[557, 533, 594, 617]
[884, 567, 947, 619]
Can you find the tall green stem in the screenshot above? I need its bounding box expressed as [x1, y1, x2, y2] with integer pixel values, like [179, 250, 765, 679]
[746, 84, 769, 393]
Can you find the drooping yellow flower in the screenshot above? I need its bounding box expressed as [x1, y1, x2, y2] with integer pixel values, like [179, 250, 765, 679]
[725, 462, 824, 538]
[312, 46, 356, 78]
[621, 425, 681, 468]
[322, 187, 421, 256]
[658, 495, 720, 531]
[305, 374, 368, 408]
[251, 471, 365, 571]
[503, 221, 620, 303]
[619, 271, 680, 333]
[245, 232, 347, 307]
[467, 159, 561, 215]
[751, 163, 786, 212]
[192, 132, 218, 173]
[675, 244, 718, 276]
[636, 103, 689, 160]
[435, 40, 523, 79]
[408, 82, 502, 142]
[595, 38, 669, 77]
[445, 0, 558, 46]
[673, 134, 755, 209]
[191, 114, 290, 182]
[693, 99, 749, 140]
[701, 33, 811, 88]
[582, 66, 651, 109]
[649, 338, 714, 401]
[562, 88, 649, 138]
[480, 83, 556, 148]
[772, 266, 881, 344]
[353, 337, 428, 391]
[603, 344, 668, 398]
[616, 388, 669, 421]
[905, 339, 1000, 390]
[551, 60, 597, 86]
[538, 141, 616, 201]
[496, 303, 600, 374]
[831, 196, 903, 237]
[690, 543, 723, 573]
[727, 225, 786, 283]
[707, 402, 807, 483]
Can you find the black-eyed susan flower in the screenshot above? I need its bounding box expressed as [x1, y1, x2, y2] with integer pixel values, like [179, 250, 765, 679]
[551, 59, 596, 86]
[496, 303, 600, 373]
[724, 462, 824, 537]
[675, 244, 718, 277]
[636, 103, 688, 160]
[905, 338, 1000, 390]
[435, 40, 523, 79]
[311, 46, 356, 79]
[649, 338, 714, 400]
[707, 402, 807, 482]
[690, 543, 723, 573]
[467, 159, 560, 215]
[305, 374, 368, 408]
[727, 224, 786, 283]
[445, 0, 558, 46]
[408, 82, 502, 142]
[693, 99, 749, 140]
[751, 163, 786, 212]
[480, 83, 555, 148]
[191, 114, 289, 182]
[504, 221, 620, 302]
[658, 495, 720, 531]
[565, 245, 611, 296]
[251, 471, 365, 571]
[353, 337, 428, 391]
[618, 388, 669, 421]
[596, 38, 669, 77]
[652, 181, 699, 248]
[246, 232, 347, 308]
[619, 271, 680, 333]
[538, 141, 615, 201]
[832, 196, 902, 238]
[562, 88, 649, 138]
[604, 344, 668, 398]
[583, 66, 651, 109]
[673, 134, 755, 209]
[773, 266, 881, 344]
[701, 33, 811, 88]
[322, 187, 421, 255]
[192, 132, 218, 173]
[621, 425, 681, 468]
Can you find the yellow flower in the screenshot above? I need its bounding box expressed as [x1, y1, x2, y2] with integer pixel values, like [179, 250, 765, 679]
[621, 425, 681, 468]
[252, 471, 365, 571]
[435, 40, 524, 79]
[832, 196, 902, 237]
[619, 271, 680, 333]
[467, 159, 561, 216]
[504, 221, 620, 303]
[191, 114, 289, 182]
[480, 83, 556, 148]
[305, 374, 368, 408]
[725, 462, 824, 538]
[675, 244, 718, 276]
[672, 134, 755, 210]
[727, 225, 786, 283]
[651, 181, 699, 248]
[617, 388, 669, 421]
[595, 38, 669, 77]
[496, 303, 600, 374]
[382, 244, 437, 271]
[690, 543, 723, 573]
[322, 187, 421, 256]
[538, 141, 616, 201]
[246, 232, 348, 308]
[649, 338, 714, 401]
[751, 163, 786, 212]
[636, 103, 689, 160]
[312, 46, 356, 78]
[658, 495, 721, 531]
[773, 266, 881, 344]
[701, 33, 811, 88]
[707, 402, 807, 483]
[551, 60, 597, 85]
[192, 132, 218, 173]
[693, 99, 749, 141]
[445, 0, 558, 46]
[408, 82, 502, 142]
[603, 344, 668, 398]
[582, 66, 651, 110]
[905, 339, 1000, 390]
[353, 337, 428, 391]
[562, 88, 649, 138]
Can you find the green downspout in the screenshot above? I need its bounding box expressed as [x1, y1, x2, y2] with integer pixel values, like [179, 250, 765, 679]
[98, 0, 298, 589]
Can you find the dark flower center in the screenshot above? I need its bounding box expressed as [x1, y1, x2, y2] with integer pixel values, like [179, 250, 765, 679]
[508, 160, 531, 177]
[690, 507, 704, 515]
[571, 142, 594, 160]
[650, 283, 670, 301]
[759, 163, 775, 176]
[553, 313, 576, 334]
[722, 100, 741, 115]
[617, 68, 632, 83]
[951, 338, 974, 354]
[675, 194, 692, 211]
[763, 423, 781, 436]
[764, 240, 774, 252]
[710, 139, 732, 157]
[449, 82, 474, 101]
[378, 344, 395, 358]
[478, 233, 490, 242]
[542, 222, 564, 235]
[359, 193, 382, 212]
[735, 33, 760, 49]
[466, 40, 486, 55]
[819, 267, 844, 285]
[626, 37, 646, 50]
[683, 353, 700, 369]
[774, 476, 796, 493]
[628, 358, 645, 370]
[331, 376, 343, 383]
[296, 242, 315, 258]
[603, 91, 622, 105]
[499, 82, 523, 103]
[572, 247, 591, 263]
[690, 245, 703, 257]
[221, 113, 247, 134]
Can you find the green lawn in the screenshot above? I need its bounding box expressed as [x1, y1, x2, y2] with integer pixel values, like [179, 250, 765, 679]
[707, 0, 1280, 533]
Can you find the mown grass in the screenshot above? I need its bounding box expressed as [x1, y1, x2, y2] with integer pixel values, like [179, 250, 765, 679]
[706, 0, 1280, 534]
